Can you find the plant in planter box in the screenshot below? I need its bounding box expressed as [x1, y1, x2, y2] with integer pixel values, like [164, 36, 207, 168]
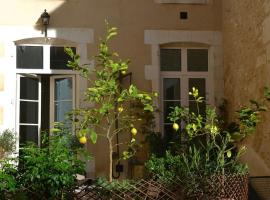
[146, 87, 270, 199]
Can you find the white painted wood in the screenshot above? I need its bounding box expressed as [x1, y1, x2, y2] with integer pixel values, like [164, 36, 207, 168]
[154, 0, 207, 4]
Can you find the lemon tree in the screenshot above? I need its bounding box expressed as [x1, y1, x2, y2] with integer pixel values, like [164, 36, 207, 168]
[65, 24, 155, 182]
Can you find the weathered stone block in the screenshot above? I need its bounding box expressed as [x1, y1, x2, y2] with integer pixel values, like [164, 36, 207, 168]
[0, 73, 4, 91]
[0, 107, 3, 125]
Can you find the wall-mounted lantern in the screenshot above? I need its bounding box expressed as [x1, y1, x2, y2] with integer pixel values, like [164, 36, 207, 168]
[41, 9, 50, 37]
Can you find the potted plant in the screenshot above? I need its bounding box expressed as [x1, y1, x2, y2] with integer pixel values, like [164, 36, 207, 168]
[146, 87, 270, 199]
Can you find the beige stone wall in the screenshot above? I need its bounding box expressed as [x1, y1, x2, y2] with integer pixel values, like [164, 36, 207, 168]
[0, 73, 3, 91]
[223, 0, 270, 176]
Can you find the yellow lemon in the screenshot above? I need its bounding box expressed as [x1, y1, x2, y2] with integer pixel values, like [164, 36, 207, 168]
[172, 123, 179, 131]
[118, 107, 124, 112]
[131, 128, 137, 136]
[79, 136, 87, 144]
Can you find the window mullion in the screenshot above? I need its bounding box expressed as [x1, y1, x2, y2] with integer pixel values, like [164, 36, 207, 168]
[44, 46, 50, 72]
[182, 48, 187, 73]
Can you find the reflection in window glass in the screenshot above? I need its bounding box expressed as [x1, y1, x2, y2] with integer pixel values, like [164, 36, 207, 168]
[50, 47, 76, 70]
[163, 78, 181, 136]
[187, 49, 208, 71]
[17, 46, 43, 69]
[20, 101, 38, 124]
[19, 125, 38, 145]
[54, 78, 73, 123]
[163, 78, 180, 100]
[20, 77, 39, 100]
[160, 49, 181, 71]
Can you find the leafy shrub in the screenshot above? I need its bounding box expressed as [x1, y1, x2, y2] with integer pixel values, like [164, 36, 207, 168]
[0, 129, 16, 159]
[0, 126, 88, 199]
[17, 132, 86, 198]
[145, 152, 181, 185]
[146, 87, 270, 197]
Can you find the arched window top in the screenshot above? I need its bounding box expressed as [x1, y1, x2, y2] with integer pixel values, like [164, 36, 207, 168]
[14, 37, 77, 46]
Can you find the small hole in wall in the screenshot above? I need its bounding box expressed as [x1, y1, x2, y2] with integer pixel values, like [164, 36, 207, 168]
[180, 12, 188, 20]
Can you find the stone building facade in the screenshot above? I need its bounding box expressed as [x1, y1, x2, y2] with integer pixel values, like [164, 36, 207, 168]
[0, 0, 268, 179]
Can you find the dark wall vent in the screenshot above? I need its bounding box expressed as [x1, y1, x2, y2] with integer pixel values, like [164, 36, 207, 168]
[180, 11, 188, 20]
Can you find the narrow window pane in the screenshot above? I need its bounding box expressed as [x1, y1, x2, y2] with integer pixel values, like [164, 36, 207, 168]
[20, 101, 39, 124]
[17, 46, 43, 69]
[20, 77, 39, 100]
[163, 78, 180, 100]
[189, 78, 206, 116]
[55, 101, 72, 122]
[54, 77, 73, 123]
[160, 49, 181, 71]
[50, 47, 76, 70]
[55, 78, 72, 100]
[19, 125, 38, 145]
[187, 49, 208, 71]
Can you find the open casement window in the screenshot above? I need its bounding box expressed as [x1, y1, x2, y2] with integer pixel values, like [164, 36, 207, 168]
[16, 44, 77, 147]
[17, 74, 41, 146]
[50, 75, 75, 125]
[16, 74, 76, 146]
[160, 47, 210, 137]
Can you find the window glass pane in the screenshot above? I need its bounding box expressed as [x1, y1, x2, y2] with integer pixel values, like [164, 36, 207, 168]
[160, 49, 181, 71]
[54, 77, 73, 123]
[163, 101, 181, 123]
[20, 77, 39, 100]
[189, 78, 206, 116]
[17, 46, 43, 69]
[50, 47, 76, 70]
[163, 78, 180, 100]
[19, 125, 38, 145]
[55, 101, 72, 122]
[20, 101, 38, 124]
[187, 49, 208, 71]
[55, 78, 72, 100]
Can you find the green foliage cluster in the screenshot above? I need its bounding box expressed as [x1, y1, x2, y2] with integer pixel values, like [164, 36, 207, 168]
[0, 126, 87, 199]
[0, 129, 16, 159]
[65, 23, 155, 181]
[146, 87, 270, 196]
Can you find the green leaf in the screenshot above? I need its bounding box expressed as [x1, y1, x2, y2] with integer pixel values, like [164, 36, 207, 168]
[90, 130, 98, 144]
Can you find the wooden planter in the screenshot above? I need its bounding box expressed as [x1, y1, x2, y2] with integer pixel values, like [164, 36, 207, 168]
[188, 173, 248, 200]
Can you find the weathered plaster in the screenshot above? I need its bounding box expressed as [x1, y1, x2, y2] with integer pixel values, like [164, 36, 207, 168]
[0, 107, 3, 125]
[0, 73, 3, 91]
[223, 0, 270, 174]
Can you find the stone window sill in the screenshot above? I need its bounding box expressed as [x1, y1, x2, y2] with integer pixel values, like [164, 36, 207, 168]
[154, 0, 207, 4]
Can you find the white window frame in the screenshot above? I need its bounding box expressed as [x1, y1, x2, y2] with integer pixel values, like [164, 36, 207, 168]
[15, 44, 78, 146]
[15, 44, 79, 75]
[16, 74, 42, 146]
[160, 47, 211, 135]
